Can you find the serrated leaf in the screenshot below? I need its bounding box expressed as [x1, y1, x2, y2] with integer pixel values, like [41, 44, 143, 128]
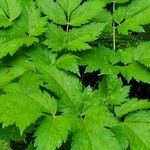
[89, 0, 129, 4]
[79, 47, 119, 74]
[70, 1, 105, 26]
[71, 106, 121, 150]
[0, 71, 57, 132]
[56, 54, 79, 74]
[114, 0, 150, 34]
[37, 0, 66, 25]
[45, 23, 105, 51]
[0, 26, 38, 58]
[35, 116, 71, 150]
[133, 42, 150, 67]
[0, 0, 21, 21]
[117, 42, 150, 67]
[57, 0, 81, 15]
[115, 99, 150, 117]
[35, 63, 83, 115]
[84, 105, 118, 127]
[119, 62, 150, 83]
[98, 75, 130, 105]
[66, 23, 106, 51]
[125, 110, 150, 123]
[44, 23, 66, 51]
[122, 113, 150, 150]
[19, 0, 47, 36]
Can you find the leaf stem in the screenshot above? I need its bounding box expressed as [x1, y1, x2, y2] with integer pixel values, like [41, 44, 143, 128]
[66, 2, 70, 32]
[66, 23, 69, 32]
[113, 2, 116, 50]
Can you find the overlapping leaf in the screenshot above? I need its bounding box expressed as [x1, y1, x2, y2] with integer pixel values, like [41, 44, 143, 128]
[71, 106, 121, 150]
[0, 71, 56, 132]
[0, 0, 21, 27]
[35, 116, 71, 150]
[114, 0, 150, 34]
[0, 0, 46, 58]
[44, 23, 106, 51]
[98, 75, 130, 105]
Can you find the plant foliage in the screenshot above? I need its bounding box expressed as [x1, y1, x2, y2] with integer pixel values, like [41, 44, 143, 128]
[0, 0, 150, 150]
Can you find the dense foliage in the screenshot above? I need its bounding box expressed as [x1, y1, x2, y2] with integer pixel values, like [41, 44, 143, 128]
[0, 0, 150, 149]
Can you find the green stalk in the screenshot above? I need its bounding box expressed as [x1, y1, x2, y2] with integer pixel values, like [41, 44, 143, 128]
[113, 2, 116, 50]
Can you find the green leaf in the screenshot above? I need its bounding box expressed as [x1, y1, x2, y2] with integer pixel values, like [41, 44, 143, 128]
[70, 1, 105, 26]
[35, 116, 71, 150]
[122, 111, 150, 150]
[57, 0, 81, 15]
[56, 54, 79, 74]
[89, 0, 129, 4]
[119, 62, 150, 83]
[26, 143, 35, 150]
[0, 126, 25, 141]
[0, 0, 46, 58]
[112, 126, 129, 150]
[93, 8, 112, 32]
[117, 42, 150, 67]
[33, 58, 83, 115]
[84, 105, 118, 127]
[0, 0, 21, 21]
[0, 26, 38, 58]
[0, 8, 12, 28]
[125, 110, 150, 123]
[114, 0, 150, 34]
[133, 42, 150, 67]
[115, 99, 150, 117]
[66, 23, 106, 51]
[98, 75, 130, 105]
[71, 106, 121, 150]
[19, 0, 47, 36]
[0, 71, 56, 132]
[44, 23, 66, 51]
[44, 23, 106, 51]
[79, 47, 119, 74]
[37, 0, 67, 25]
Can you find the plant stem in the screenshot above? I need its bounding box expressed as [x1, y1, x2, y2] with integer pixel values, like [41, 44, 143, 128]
[66, 23, 69, 32]
[113, 2, 116, 50]
[66, 5, 70, 32]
